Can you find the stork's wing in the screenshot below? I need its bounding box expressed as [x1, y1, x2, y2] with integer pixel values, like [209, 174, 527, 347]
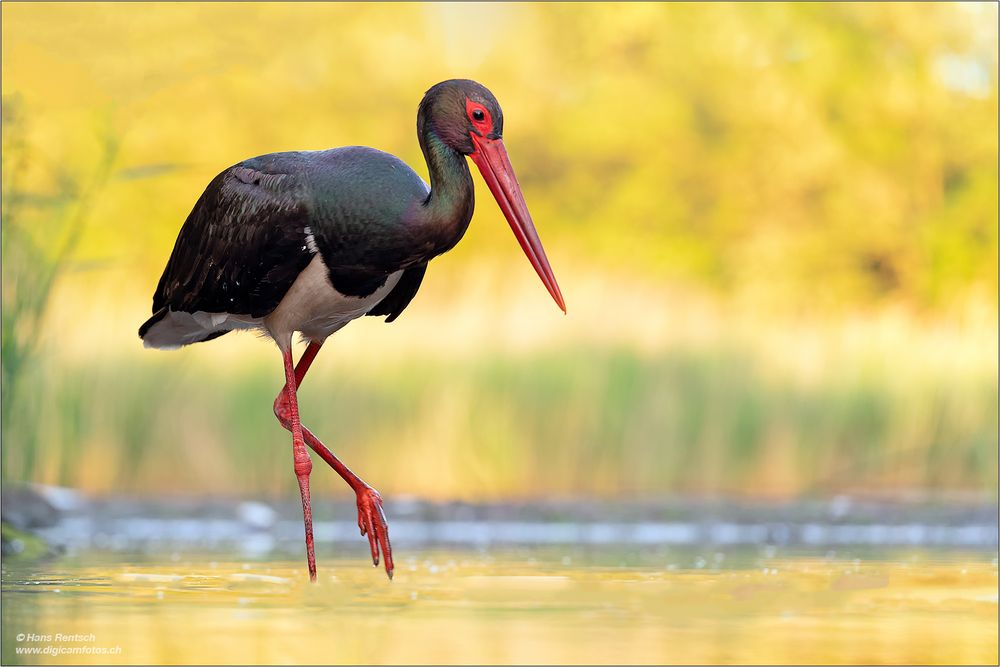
[142, 164, 314, 332]
[367, 264, 427, 322]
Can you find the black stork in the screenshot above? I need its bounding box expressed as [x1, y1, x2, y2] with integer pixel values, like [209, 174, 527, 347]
[138, 80, 565, 581]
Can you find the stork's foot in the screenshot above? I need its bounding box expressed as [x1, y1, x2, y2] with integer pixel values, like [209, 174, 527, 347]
[357, 486, 393, 580]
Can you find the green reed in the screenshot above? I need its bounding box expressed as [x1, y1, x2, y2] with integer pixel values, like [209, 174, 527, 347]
[4, 341, 995, 500]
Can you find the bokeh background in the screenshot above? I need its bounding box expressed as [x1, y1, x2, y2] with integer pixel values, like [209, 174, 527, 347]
[2, 2, 997, 503]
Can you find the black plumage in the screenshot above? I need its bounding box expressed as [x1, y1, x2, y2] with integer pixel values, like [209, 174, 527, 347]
[139, 148, 436, 344]
[366, 264, 427, 323]
[140, 163, 312, 337]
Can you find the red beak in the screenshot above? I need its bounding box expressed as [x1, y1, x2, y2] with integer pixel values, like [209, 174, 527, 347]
[469, 133, 566, 313]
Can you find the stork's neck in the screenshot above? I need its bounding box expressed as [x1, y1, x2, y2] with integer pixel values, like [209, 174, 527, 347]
[416, 129, 475, 254]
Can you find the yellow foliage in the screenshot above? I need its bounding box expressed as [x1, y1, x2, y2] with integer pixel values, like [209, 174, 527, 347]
[2, 2, 996, 312]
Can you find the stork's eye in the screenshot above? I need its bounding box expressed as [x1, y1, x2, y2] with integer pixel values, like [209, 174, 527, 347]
[466, 99, 493, 133]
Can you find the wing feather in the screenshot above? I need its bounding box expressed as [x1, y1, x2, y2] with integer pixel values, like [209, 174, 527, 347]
[148, 164, 314, 321]
[366, 264, 427, 322]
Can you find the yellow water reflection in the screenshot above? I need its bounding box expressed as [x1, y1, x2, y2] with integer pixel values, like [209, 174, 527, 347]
[3, 554, 997, 665]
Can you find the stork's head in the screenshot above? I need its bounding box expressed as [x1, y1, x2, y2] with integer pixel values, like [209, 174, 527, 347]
[418, 79, 565, 313]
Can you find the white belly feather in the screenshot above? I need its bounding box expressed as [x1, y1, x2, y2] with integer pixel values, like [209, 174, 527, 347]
[141, 255, 402, 350]
[265, 255, 402, 346]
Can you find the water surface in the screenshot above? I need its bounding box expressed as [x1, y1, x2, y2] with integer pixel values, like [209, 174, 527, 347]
[3, 547, 996, 665]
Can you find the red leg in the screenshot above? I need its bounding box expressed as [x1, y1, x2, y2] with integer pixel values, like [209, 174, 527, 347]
[291, 340, 323, 386]
[280, 345, 316, 582]
[274, 341, 393, 579]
